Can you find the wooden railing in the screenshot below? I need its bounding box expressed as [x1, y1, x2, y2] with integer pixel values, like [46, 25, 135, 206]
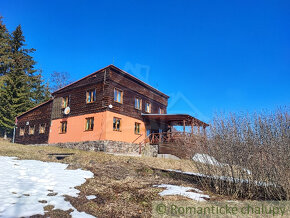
[132, 134, 143, 144]
[147, 132, 193, 144]
[137, 132, 198, 154]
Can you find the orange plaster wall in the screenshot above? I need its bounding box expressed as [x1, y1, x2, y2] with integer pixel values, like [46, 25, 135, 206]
[48, 111, 146, 144]
[104, 111, 146, 144]
[48, 112, 107, 144]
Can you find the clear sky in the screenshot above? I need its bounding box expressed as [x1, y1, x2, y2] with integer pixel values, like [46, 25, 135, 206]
[1, 0, 289, 122]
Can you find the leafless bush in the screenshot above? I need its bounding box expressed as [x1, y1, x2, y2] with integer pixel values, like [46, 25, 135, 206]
[191, 108, 289, 200]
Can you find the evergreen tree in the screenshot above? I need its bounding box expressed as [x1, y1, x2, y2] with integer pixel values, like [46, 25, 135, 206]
[0, 16, 12, 76]
[0, 21, 51, 137]
[30, 70, 51, 104]
[0, 72, 29, 138]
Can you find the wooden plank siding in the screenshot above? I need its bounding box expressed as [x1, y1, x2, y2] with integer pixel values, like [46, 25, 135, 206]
[51, 65, 168, 121]
[15, 100, 53, 144]
[105, 67, 167, 120]
[51, 83, 108, 120]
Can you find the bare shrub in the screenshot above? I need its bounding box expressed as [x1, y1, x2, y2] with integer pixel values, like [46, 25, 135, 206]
[191, 108, 289, 200]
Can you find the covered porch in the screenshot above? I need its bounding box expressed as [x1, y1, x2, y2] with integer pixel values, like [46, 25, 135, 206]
[142, 114, 209, 144]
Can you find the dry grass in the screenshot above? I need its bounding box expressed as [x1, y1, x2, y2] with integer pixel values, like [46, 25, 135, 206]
[0, 141, 222, 217]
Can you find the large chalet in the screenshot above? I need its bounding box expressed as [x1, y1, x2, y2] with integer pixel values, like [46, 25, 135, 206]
[15, 65, 208, 157]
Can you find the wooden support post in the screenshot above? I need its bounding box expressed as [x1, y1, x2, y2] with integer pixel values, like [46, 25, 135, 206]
[183, 120, 186, 134]
[197, 126, 200, 135]
[191, 122, 194, 135]
[168, 124, 172, 141]
[203, 126, 206, 137]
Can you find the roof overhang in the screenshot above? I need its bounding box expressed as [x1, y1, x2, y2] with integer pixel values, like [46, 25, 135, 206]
[142, 114, 209, 127]
[52, 65, 169, 99]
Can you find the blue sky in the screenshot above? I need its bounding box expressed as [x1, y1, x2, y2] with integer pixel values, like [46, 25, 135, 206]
[1, 0, 289, 122]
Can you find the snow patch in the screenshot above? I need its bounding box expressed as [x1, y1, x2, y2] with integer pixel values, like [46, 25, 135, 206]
[192, 153, 225, 167]
[153, 184, 209, 201]
[192, 153, 251, 175]
[86, 195, 96, 200]
[167, 169, 273, 187]
[0, 156, 95, 218]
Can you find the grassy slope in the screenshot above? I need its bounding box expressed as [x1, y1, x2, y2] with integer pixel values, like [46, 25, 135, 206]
[0, 140, 223, 217]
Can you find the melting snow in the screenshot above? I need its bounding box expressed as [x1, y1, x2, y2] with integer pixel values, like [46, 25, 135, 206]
[192, 153, 225, 167]
[86, 195, 96, 200]
[192, 153, 251, 175]
[167, 169, 273, 187]
[0, 156, 94, 218]
[153, 184, 209, 201]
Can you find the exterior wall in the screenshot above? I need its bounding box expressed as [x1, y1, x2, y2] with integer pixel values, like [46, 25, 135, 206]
[48, 111, 107, 144]
[48, 111, 146, 144]
[15, 100, 53, 144]
[105, 111, 146, 144]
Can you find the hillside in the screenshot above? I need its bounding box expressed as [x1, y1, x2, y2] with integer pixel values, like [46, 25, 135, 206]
[0, 140, 223, 217]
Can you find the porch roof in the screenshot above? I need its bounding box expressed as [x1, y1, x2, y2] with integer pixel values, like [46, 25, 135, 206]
[141, 114, 209, 127]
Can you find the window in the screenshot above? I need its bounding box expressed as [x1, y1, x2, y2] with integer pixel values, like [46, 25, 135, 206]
[39, 124, 46, 134]
[135, 122, 141, 134]
[85, 117, 94, 131]
[145, 102, 151, 113]
[19, 127, 25, 136]
[62, 96, 69, 108]
[28, 126, 35, 135]
[158, 107, 164, 114]
[135, 98, 142, 110]
[113, 117, 121, 131]
[86, 89, 96, 103]
[114, 88, 123, 103]
[60, 121, 67, 133]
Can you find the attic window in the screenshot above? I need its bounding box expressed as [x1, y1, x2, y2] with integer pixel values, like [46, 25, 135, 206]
[114, 88, 123, 104]
[135, 98, 142, 110]
[145, 102, 151, 113]
[62, 96, 69, 108]
[86, 89, 96, 103]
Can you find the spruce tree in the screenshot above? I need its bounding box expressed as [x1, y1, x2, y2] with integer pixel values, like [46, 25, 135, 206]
[0, 16, 12, 76]
[0, 22, 51, 137]
[10, 25, 50, 106]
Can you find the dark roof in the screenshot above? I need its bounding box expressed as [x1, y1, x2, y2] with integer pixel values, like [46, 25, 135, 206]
[52, 64, 169, 98]
[142, 113, 209, 127]
[16, 99, 53, 118]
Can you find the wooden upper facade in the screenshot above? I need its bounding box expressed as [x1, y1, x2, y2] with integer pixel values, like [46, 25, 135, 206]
[51, 65, 168, 121]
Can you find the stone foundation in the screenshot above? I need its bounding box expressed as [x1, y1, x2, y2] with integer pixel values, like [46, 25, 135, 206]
[36, 140, 159, 157]
[51, 140, 140, 154]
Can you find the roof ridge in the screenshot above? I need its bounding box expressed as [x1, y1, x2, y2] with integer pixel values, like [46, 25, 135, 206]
[52, 64, 169, 98]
